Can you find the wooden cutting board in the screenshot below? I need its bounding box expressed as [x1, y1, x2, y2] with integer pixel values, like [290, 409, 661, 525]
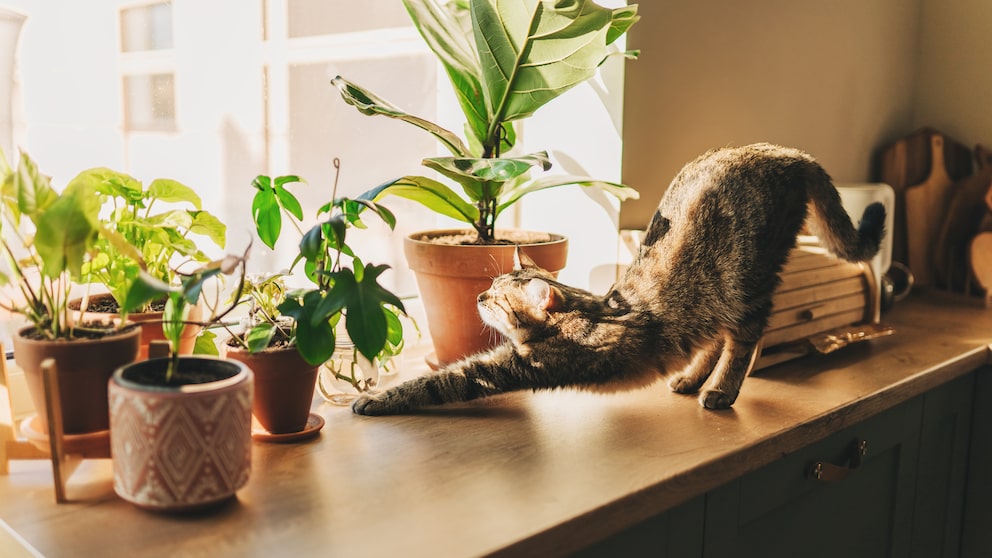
[905, 134, 956, 288]
[874, 127, 973, 265]
[933, 146, 992, 291]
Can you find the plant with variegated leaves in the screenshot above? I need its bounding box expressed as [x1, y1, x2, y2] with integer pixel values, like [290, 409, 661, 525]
[333, 0, 641, 244]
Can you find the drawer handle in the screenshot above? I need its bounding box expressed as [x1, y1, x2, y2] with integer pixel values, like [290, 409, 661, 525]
[808, 439, 868, 482]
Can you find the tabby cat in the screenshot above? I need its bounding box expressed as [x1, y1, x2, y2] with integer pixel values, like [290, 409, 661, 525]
[353, 143, 885, 415]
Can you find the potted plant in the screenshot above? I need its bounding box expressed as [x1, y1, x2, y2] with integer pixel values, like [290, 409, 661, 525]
[0, 149, 141, 440]
[235, 169, 406, 409]
[333, 0, 640, 364]
[220, 271, 323, 440]
[107, 248, 253, 512]
[73, 167, 227, 359]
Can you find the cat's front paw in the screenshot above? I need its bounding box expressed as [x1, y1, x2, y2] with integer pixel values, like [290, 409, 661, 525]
[699, 389, 737, 410]
[352, 392, 391, 416]
[668, 374, 702, 394]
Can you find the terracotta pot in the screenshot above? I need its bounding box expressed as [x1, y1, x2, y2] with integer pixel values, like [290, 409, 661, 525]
[13, 325, 141, 435]
[224, 343, 317, 434]
[108, 357, 253, 512]
[403, 229, 568, 365]
[71, 293, 202, 360]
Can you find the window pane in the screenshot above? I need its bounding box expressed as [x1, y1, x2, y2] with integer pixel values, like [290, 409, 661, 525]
[123, 73, 176, 131]
[120, 2, 173, 52]
[287, 0, 410, 38]
[282, 55, 439, 294]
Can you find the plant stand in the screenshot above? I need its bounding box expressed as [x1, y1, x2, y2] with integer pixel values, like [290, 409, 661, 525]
[0, 347, 109, 503]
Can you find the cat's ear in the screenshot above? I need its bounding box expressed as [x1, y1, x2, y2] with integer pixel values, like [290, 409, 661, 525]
[643, 210, 670, 247]
[525, 278, 560, 311]
[514, 246, 541, 271]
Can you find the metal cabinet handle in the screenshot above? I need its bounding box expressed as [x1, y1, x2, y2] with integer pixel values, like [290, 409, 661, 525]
[808, 439, 868, 482]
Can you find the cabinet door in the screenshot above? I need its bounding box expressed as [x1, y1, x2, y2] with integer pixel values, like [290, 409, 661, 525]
[572, 496, 705, 558]
[962, 366, 992, 557]
[702, 396, 923, 558]
[912, 373, 974, 557]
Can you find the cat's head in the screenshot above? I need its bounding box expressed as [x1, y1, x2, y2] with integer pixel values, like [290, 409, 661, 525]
[477, 269, 562, 343]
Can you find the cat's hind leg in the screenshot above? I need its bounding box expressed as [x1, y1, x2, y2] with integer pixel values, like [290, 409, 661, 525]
[698, 335, 760, 409]
[668, 338, 723, 395]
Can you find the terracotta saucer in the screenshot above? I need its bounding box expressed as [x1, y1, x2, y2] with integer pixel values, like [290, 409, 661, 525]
[19, 414, 111, 458]
[251, 412, 325, 444]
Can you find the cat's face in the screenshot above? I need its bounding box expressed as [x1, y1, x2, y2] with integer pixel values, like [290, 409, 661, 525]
[477, 270, 559, 343]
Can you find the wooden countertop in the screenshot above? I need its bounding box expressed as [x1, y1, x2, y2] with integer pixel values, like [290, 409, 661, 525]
[1, 294, 991, 557]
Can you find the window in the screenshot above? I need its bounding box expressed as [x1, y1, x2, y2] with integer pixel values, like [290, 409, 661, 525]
[119, 1, 176, 132]
[5, 0, 628, 298]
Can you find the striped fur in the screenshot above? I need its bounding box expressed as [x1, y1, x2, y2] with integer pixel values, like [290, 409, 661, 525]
[353, 144, 885, 415]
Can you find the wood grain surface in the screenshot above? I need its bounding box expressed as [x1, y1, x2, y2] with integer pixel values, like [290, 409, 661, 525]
[1, 296, 990, 558]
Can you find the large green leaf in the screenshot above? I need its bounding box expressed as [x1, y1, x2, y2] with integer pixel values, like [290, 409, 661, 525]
[360, 175, 479, 224]
[421, 152, 551, 203]
[187, 210, 227, 248]
[497, 173, 640, 216]
[147, 178, 203, 209]
[472, 1, 637, 136]
[15, 151, 57, 224]
[402, 0, 488, 153]
[75, 167, 144, 204]
[34, 180, 101, 278]
[332, 75, 471, 158]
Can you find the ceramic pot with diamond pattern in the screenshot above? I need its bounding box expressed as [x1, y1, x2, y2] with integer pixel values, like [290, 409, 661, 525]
[108, 356, 253, 512]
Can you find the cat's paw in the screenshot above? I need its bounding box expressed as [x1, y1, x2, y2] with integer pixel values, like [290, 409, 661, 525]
[668, 375, 702, 394]
[699, 389, 736, 410]
[351, 393, 392, 416]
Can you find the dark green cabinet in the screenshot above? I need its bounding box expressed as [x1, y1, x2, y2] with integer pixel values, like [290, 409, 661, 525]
[576, 371, 986, 557]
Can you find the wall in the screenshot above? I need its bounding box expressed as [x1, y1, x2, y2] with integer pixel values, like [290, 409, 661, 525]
[620, 0, 923, 229]
[914, 0, 992, 148]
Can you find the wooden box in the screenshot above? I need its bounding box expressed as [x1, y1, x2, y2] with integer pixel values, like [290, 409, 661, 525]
[752, 240, 881, 372]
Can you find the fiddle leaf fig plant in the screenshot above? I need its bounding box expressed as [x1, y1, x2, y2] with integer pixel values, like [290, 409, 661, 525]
[248, 166, 406, 368]
[0, 148, 118, 339]
[333, 0, 641, 243]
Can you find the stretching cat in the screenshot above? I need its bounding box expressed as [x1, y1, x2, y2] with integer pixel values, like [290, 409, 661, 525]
[353, 143, 885, 415]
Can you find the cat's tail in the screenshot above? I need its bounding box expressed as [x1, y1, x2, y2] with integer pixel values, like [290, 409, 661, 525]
[806, 170, 886, 262]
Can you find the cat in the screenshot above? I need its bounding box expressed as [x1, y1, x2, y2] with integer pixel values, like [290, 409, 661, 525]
[352, 143, 886, 415]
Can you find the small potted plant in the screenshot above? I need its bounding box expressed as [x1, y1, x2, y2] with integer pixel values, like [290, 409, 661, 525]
[237, 166, 407, 408]
[333, 0, 640, 364]
[0, 149, 141, 440]
[107, 247, 253, 512]
[220, 271, 323, 440]
[73, 167, 227, 358]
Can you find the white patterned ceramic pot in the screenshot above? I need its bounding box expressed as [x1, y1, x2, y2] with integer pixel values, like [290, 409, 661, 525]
[108, 357, 253, 512]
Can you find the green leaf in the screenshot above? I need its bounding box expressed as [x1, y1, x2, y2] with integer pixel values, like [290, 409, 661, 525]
[245, 322, 277, 353]
[345, 263, 406, 361]
[34, 180, 102, 278]
[422, 152, 551, 202]
[122, 270, 175, 314]
[147, 178, 203, 208]
[359, 175, 479, 224]
[402, 0, 489, 153]
[278, 291, 336, 365]
[331, 75, 472, 158]
[194, 329, 220, 356]
[188, 210, 227, 249]
[472, 0, 635, 137]
[14, 151, 57, 222]
[251, 187, 281, 249]
[497, 174, 640, 216]
[274, 180, 304, 221]
[607, 5, 641, 45]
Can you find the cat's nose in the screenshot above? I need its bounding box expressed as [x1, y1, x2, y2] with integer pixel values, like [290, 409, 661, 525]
[477, 292, 489, 303]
